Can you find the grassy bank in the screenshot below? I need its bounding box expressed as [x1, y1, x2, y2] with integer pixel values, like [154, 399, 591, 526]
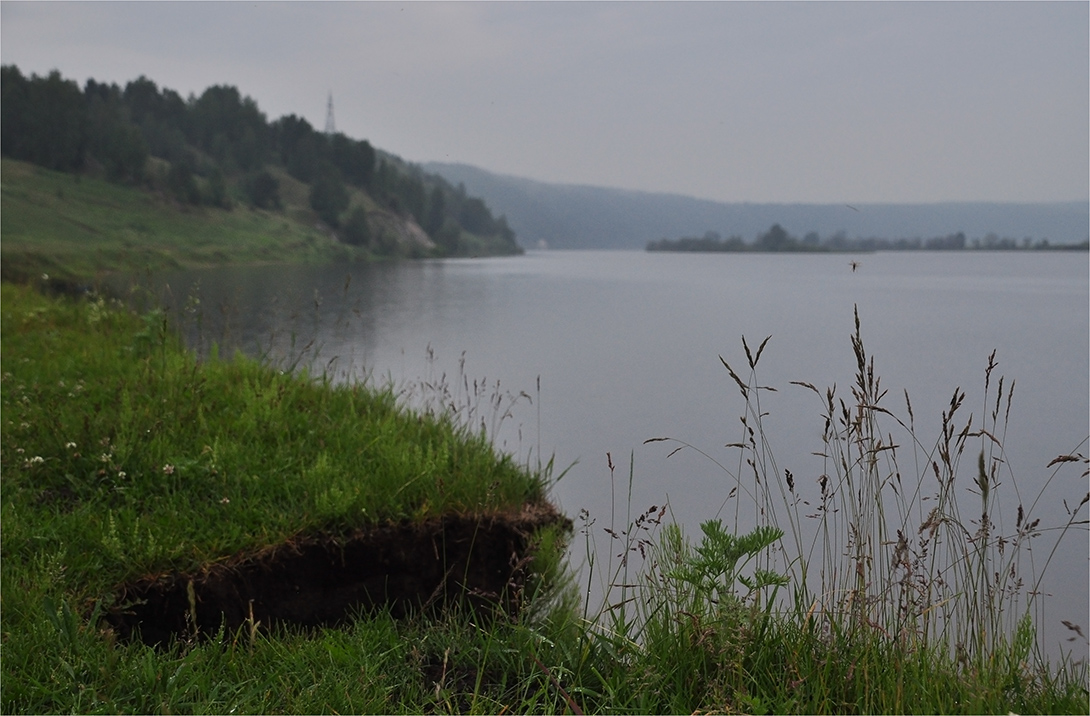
[0, 158, 367, 285]
[0, 283, 569, 712]
[2, 285, 1087, 713]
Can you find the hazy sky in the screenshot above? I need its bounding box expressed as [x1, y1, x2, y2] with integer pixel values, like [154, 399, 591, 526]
[2, 1, 1087, 204]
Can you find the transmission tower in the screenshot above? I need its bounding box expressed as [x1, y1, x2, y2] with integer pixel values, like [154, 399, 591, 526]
[324, 91, 336, 135]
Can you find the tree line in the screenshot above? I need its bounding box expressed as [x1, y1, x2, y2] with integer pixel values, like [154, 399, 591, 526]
[647, 225, 828, 253]
[1, 65, 520, 257]
[647, 224, 1087, 253]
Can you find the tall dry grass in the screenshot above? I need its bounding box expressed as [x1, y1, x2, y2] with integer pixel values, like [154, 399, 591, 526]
[644, 306, 1088, 666]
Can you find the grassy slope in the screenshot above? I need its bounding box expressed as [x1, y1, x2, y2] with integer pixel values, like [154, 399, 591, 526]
[0, 158, 362, 283]
[0, 284, 564, 710]
[0, 282, 545, 591]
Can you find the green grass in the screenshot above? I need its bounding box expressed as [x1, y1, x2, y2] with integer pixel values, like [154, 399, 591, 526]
[2, 285, 1087, 714]
[0, 283, 566, 712]
[0, 158, 365, 284]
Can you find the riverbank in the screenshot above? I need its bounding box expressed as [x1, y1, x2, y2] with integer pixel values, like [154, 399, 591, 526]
[0, 158, 378, 287]
[2, 283, 1086, 713]
[0, 282, 573, 711]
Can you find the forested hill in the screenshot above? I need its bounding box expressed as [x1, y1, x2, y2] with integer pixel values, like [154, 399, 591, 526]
[424, 161, 1089, 250]
[1, 65, 521, 258]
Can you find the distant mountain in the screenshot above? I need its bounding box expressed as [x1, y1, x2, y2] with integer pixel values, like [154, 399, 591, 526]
[423, 162, 1090, 249]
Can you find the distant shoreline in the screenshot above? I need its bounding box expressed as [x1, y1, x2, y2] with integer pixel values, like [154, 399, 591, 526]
[646, 225, 1089, 254]
[645, 243, 1089, 254]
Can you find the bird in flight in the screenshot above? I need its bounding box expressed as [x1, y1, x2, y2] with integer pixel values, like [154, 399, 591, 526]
[849, 261, 861, 272]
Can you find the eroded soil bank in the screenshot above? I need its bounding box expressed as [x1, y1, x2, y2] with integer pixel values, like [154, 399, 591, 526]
[106, 503, 569, 646]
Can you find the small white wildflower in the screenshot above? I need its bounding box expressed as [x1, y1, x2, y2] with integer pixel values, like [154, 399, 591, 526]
[41, 273, 49, 281]
[117, 471, 126, 479]
[219, 497, 230, 504]
[65, 442, 76, 449]
[163, 464, 175, 475]
[30, 456, 44, 464]
[16, 448, 24, 454]
[100, 454, 110, 463]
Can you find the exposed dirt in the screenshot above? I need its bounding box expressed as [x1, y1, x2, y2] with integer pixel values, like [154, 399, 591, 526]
[105, 503, 569, 646]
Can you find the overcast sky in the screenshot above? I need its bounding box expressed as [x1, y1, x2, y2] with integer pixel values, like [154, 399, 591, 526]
[2, 1, 1087, 204]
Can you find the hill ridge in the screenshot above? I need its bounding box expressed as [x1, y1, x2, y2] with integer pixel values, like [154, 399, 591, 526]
[424, 161, 1089, 250]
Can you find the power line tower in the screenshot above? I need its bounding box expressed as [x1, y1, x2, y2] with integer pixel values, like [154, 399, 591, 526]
[324, 91, 336, 135]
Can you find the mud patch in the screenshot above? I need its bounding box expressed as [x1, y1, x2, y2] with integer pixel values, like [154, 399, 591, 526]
[105, 504, 568, 646]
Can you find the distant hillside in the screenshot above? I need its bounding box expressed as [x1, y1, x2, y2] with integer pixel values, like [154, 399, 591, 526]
[424, 162, 1089, 250]
[1, 158, 348, 284]
[1, 65, 521, 262]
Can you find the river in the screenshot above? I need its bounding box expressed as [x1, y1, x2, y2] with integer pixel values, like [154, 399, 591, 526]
[116, 249, 1089, 659]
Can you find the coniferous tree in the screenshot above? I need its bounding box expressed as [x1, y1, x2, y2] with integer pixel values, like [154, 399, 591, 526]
[244, 169, 281, 209]
[166, 157, 201, 205]
[425, 185, 446, 236]
[341, 206, 372, 247]
[310, 165, 349, 226]
[1, 67, 86, 170]
[85, 79, 147, 182]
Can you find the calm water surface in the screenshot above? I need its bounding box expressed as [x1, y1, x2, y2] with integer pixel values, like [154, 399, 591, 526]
[125, 250, 1089, 657]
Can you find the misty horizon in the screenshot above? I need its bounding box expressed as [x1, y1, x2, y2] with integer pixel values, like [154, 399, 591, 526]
[2, 2, 1086, 205]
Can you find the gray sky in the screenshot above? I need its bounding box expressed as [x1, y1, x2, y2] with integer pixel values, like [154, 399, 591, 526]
[2, 1, 1087, 204]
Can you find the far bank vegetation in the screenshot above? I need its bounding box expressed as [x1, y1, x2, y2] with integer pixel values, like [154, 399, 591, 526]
[648, 224, 1089, 253]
